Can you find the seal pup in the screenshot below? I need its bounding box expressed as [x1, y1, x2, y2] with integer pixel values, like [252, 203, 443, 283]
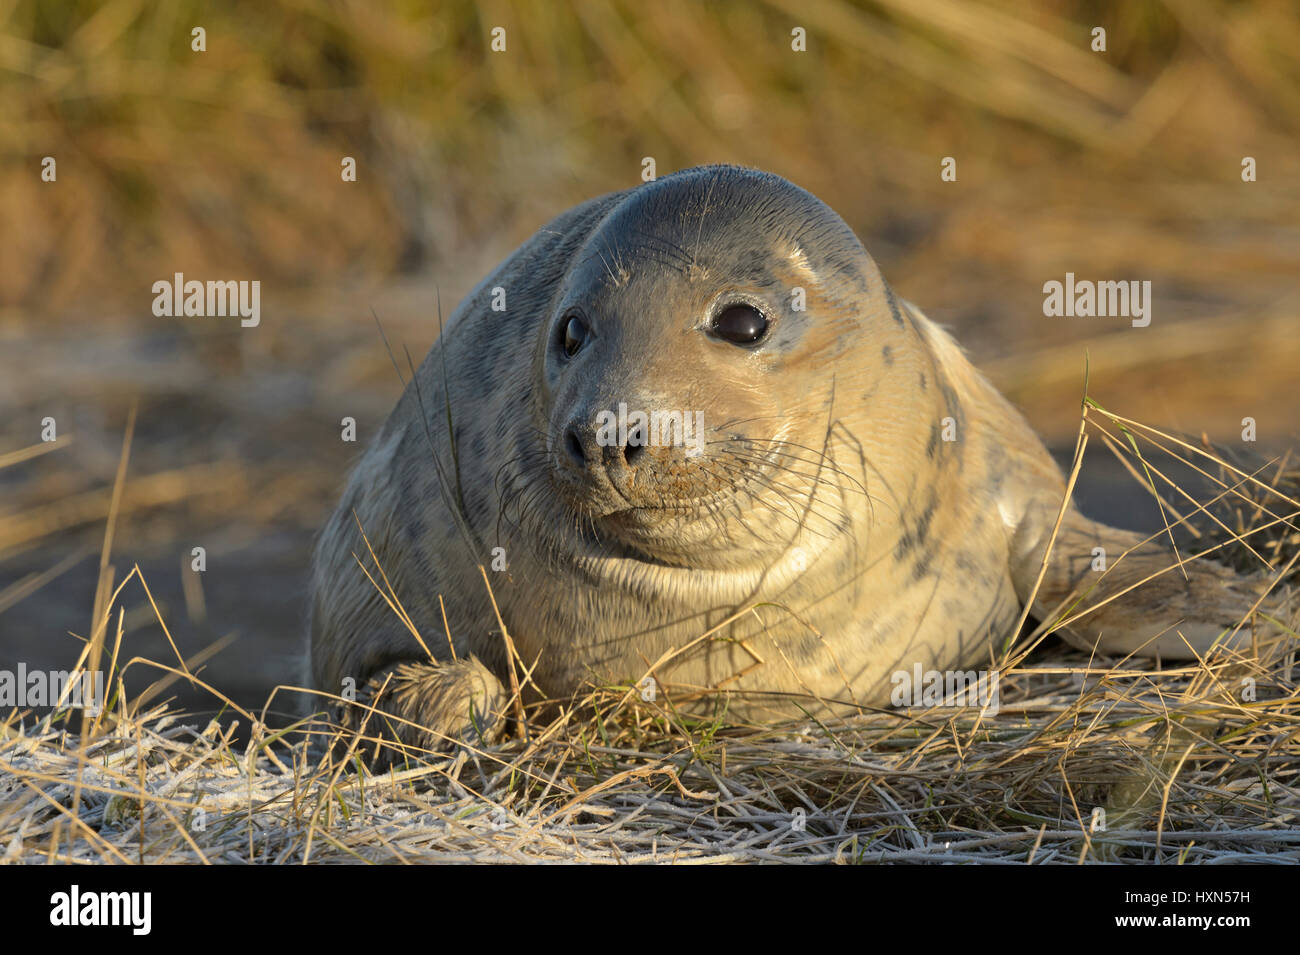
[308, 164, 1263, 759]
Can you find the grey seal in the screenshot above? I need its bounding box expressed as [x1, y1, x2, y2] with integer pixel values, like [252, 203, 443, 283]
[307, 164, 1260, 761]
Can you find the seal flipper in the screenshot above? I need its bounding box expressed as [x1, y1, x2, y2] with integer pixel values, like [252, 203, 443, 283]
[338, 657, 507, 768]
[1011, 508, 1263, 659]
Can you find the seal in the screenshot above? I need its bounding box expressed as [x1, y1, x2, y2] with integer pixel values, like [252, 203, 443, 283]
[307, 164, 1261, 760]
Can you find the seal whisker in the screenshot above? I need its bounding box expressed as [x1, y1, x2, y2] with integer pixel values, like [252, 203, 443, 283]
[726, 435, 873, 500]
[705, 455, 851, 540]
[710, 446, 874, 527]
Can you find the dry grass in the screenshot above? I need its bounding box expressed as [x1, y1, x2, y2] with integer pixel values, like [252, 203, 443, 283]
[2, 656, 1297, 864]
[2, 404, 1297, 864]
[5, 0, 1300, 319]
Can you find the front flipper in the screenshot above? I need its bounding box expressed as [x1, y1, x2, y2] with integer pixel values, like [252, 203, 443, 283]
[338, 656, 507, 768]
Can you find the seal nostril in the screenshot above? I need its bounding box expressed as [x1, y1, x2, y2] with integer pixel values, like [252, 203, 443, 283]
[624, 439, 646, 466]
[564, 428, 586, 467]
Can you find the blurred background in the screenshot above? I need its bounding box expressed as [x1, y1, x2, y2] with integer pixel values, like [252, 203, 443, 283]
[2, 0, 1298, 721]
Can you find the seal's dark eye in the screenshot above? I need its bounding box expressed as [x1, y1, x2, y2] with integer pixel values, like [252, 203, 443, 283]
[712, 304, 768, 346]
[562, 315, 587, 357]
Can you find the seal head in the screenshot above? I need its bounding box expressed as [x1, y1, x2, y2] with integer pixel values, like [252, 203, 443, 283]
[514, 167, 889, 577]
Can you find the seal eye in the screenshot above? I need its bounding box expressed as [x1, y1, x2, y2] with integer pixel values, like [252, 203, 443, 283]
[562, 315, 587, 357]
[712, 303, 768, 346]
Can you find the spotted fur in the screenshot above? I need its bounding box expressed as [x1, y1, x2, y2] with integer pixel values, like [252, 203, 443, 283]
[308, 165, 1266, 758]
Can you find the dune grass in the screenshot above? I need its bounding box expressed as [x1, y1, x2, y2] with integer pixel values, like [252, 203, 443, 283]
[4, 0, 1299, 311]
[2, 401, 1296, 864]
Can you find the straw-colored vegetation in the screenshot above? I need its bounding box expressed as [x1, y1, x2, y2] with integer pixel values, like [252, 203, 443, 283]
[5, 0, 1299, 323]
[2, 402, 1297, 863]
